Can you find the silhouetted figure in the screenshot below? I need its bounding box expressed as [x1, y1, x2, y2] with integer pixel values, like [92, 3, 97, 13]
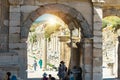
[42, 72, 48, 80]
[57, 64, 62, 80]
[6, 72, 11, 80]
[64, 67, 68, 80]
[48, 74, 55, 80]
[57, 61, 67, 80]
[77, 66, 82, 80]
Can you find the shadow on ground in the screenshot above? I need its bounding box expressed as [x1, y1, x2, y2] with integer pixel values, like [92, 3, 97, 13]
[28, 78, 41, 80]
[103, 78, 120, 80]
[28, 78, 59, 80]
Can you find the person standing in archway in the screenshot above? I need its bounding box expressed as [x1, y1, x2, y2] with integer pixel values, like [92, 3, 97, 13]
[57, 61, 67, 80]
[38, 59, 43, 69]
[33, 60, 37, 71]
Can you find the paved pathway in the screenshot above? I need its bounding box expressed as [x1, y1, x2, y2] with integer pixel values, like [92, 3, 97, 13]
[27, 67, 120, 80]
[27, 68, 59, 80]
[103, 78, 120, 80]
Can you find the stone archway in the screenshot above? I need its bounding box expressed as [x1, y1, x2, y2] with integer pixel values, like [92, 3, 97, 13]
[103, 3, 120, 77]
[21, 3, 92, 38]
[20, 3, 93, 79]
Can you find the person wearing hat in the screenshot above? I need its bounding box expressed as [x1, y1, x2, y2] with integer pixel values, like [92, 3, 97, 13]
[42, 72, 48, 80]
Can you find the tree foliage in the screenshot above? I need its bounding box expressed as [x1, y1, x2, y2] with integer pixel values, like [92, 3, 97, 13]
[44, 23, 61, 38]
[29, 33, 37, 44]
[102, 16, 120, 31]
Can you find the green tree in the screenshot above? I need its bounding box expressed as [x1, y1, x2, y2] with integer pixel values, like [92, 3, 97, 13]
[44, 23, 61, 39]
[102, 16, 120, 31]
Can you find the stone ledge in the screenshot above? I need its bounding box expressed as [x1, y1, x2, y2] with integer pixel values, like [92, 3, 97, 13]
[0, 52, 18, 56]
[0, 64, 19, 70]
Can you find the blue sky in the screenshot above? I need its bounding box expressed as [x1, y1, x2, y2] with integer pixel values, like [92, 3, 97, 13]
[35, 14, 58, 22]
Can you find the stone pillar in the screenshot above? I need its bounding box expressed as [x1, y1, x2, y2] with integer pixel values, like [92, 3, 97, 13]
[43, 38, 47, 70]
[0, 0, 9, 51]
[92, 0, 103, 80]
[83, 38, 93, 80]
[118, 36, 120, 78]
[60, 42, 65, 61]
[8, 1, 27, 79]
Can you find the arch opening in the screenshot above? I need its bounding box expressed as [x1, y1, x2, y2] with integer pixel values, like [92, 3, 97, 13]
[27, 13, 82, 78]
[20, 3, 93, 79]
[102, 16, 120, 78]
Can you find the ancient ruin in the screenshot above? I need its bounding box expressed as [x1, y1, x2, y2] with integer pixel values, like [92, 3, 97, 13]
[0, 0, 120, 80]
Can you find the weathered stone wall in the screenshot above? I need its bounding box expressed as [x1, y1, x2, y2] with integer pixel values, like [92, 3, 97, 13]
[0, 0, 9, 52]
[8, 0, 93, 79]
[103, 0, 120, 17]
[0, 0, 106, 80]
[92, 0, 103, 80]
[103, 7, 120, 17]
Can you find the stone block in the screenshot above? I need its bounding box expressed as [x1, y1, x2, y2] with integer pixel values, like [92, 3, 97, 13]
[93, 73, 102, 80]
[34, 1, 45, 5]
[77, 13, 84, 21]
[68, 2, 92, 26]
[4, 20, 9, 26]
[0, 52, 19, 65]
[0, 34, 7, 43]
[68, 8, 78, 18]
[93, 36, 102, 43]
[94, 22, 102, 31]
[93, 66, 102, 73]
[93, 43, 102, 48]
[9, 27, 20, 34]
[93, 48, 102, 57]
[94, 7, 102, 19]
[10, 12, 20, 21]
[9, 43, 27, 50]
[20, 5, 38, 13]
[9, 34, 20, 43]
[92, 0, 104, 3]
[9, 50, 27, 56]
[35, 0, 57, 3]
[23, 0, 35, 5]
[9, 20, 20, 27]
[85, 73, 92, 80]
[57, 0, 68, 2]
[21, 13, 30, 22]
[84, 43, 92, 65]
[10, 6, 20, 12]
[94, 30, 102, 36]
[29, 12, 40, 21]
[8, 0, 23, 5]
[21, 27, 29, 38]
[84, 56, 92, 65]
[85, 65, 92, 73]
[21, 19, 33, 38]
[93, 58, 102, 66]
[94, 14, 102, 22]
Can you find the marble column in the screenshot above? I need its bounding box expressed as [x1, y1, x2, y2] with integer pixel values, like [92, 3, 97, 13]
[43, 38, 47, 70]
[118, 36, 120, 78]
